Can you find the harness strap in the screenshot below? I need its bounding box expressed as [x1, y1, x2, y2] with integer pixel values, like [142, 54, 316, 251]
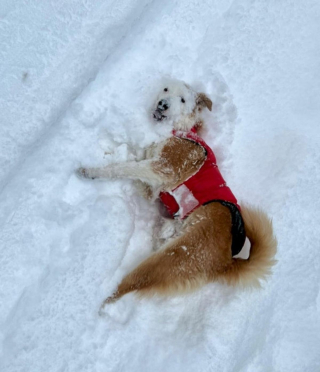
[203, 200, 246, 256]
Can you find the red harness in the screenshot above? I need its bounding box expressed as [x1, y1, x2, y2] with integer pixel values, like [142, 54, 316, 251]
[159, 128, 240, 219]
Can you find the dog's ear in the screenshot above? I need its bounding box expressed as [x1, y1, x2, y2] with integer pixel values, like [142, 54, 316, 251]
[196, 93, 212, 111]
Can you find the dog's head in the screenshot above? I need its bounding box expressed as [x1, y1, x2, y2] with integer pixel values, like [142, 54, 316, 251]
[152, 80, 212, 131]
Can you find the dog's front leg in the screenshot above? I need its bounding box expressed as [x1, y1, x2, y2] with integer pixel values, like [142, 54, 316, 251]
[76, 160, 163, 186]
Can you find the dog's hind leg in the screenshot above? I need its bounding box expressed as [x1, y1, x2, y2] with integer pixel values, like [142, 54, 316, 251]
[101, 223, 232, 309]
[100, 240, 210, 308]
[99, 203, 233, 312]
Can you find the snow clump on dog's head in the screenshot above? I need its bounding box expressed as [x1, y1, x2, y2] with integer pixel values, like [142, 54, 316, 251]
[152, 79, 212, 131]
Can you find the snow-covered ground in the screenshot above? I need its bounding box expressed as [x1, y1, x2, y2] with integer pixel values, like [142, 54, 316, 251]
[1, 0, 320, 371]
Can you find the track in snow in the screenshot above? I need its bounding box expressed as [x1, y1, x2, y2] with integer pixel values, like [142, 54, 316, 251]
[0, 0, 320, 371]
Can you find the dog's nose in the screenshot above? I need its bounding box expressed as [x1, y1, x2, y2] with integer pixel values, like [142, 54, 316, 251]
[157, 99, 169, 111]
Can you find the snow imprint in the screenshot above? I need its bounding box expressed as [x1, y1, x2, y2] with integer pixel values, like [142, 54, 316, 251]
[0, 0, 320, 371]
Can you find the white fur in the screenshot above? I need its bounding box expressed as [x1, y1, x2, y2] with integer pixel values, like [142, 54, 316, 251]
[152, 79, 202, 131]
[77, 159, 163, 187]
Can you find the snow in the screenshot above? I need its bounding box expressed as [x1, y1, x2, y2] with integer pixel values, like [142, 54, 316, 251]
[0, 0, 320, 371]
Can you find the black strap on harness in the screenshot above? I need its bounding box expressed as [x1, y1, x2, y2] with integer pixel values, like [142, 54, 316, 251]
[203, 200, 246, 256]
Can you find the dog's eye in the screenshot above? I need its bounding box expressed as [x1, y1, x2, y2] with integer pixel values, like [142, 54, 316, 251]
[181, 98, 185, 103]
[164, 88, 168, 92]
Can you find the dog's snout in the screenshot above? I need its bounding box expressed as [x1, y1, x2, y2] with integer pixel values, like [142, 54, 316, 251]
[157, 99, 169, 111]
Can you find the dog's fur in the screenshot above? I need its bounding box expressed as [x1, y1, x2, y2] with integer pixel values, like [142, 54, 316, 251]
[77, 79, 277, 309]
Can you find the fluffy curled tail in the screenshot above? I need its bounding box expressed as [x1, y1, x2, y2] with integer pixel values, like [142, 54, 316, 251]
[221, 205, 277, 287]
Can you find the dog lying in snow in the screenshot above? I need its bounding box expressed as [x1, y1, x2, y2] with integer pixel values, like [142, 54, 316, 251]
[77, 79, 277, 309]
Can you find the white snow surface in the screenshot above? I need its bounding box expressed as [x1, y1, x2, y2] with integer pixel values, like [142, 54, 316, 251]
[1, 0, 320, 371]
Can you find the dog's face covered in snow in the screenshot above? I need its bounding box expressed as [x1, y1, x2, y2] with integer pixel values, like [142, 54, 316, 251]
[152, 80, 213, 131]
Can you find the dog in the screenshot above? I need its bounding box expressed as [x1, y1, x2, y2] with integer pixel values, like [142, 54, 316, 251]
[77, 79, 277, 310]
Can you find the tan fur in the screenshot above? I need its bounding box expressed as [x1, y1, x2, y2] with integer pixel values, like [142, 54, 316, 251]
[102, 203, 233, 304]
[131, 137, 206, 201]
[197, 93, 213, 111]
[102, 203, 277, 305]
[152, 136, 206, 190]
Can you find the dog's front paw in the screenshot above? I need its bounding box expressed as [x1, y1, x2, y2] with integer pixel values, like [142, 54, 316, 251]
[76, 167, 95, 179]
